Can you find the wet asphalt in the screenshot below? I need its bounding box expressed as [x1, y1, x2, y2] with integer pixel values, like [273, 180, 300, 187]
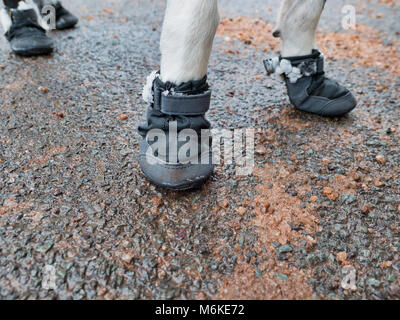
[0, 0, 399, 300]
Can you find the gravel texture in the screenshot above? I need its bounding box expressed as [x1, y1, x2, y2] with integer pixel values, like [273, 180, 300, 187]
[0, 0, 399, 300]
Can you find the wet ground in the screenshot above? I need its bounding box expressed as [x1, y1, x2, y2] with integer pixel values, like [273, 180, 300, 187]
[0, 0, 399, 300]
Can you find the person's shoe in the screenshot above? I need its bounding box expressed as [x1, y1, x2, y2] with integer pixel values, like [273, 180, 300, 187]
[53, 1, 78, 30]
[4, 8, 54, 56]
[138, 72, 214, 191]
[264, 50, 357, 117]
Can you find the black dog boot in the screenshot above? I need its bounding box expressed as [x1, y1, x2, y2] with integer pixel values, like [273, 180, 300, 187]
[52, 1, 78, 30]
[264, 50, 357, 117]
[138, 72, 214, 191]
[34, 0, 78, 30]
[3, 7, 53, 56]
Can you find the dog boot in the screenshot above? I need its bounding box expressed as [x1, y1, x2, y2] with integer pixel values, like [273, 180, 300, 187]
[3, 7, 54, 56]
[264, 50, 357, 117]
[53, 1, 78, 30]
[138, 72, 214, 191]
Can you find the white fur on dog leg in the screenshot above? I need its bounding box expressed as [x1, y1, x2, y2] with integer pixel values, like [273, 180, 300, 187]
[1, 0, 50, 31]
[279, 0, 325, 57]
[160, 0, 219, 85]
[0, 8, 12, 32]
[142, 70, 159, 104]
[273, 0, 292, 37]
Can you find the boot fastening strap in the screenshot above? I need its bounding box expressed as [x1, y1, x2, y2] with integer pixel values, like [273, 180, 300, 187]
[153, 81, 211, 116]
[288, 53, 324, 76]
[264, 50, 324, 83]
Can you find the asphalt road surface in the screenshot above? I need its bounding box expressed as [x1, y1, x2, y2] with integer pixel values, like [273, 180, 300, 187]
[0, 0, 399, 300]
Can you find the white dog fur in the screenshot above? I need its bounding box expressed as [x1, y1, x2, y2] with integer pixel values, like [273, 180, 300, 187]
[0, 7, 12, 32]
[160, 0, 219, 85]
[0, 0, 49, 32]
[277, 0, 325, 57]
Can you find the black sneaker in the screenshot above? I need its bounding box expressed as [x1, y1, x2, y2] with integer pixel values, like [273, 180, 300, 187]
[53, 1, 78, 30]
[5, 8, 54, 56]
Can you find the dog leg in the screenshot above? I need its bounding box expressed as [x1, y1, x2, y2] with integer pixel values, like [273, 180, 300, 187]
[277, 0, 326, 56]
[160, 0, 219, 85]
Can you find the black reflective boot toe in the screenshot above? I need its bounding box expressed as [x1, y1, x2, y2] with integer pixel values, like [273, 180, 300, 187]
[264, 50, 357, 117]
[138, 74, 214, 191]
[53, 1, 78, 30]
[6, 8, 53, 56]
[139, 138, 214, 191]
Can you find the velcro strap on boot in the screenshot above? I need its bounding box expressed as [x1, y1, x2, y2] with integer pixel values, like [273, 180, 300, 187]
[153, 81, 211, 116]
[291, 55, 324, 76]
[264, 50, 325, 83]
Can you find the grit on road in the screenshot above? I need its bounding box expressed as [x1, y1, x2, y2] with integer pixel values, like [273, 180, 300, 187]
[0, 0, 399, 299]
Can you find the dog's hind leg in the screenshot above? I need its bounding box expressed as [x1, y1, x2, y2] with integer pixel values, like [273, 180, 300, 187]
[264, 0, 357, 117]
[277, 0, 326, 56]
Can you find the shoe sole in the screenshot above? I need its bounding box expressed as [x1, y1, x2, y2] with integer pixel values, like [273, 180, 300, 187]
[56, 23, 78, 30]
[13, 47, 53, 57]
[56, 18, 79, 30]
[143, 172, 212, 191]
[139, 156, 213, 191]
[139, 160, 213, 191]
[296, 92, 358, 117]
